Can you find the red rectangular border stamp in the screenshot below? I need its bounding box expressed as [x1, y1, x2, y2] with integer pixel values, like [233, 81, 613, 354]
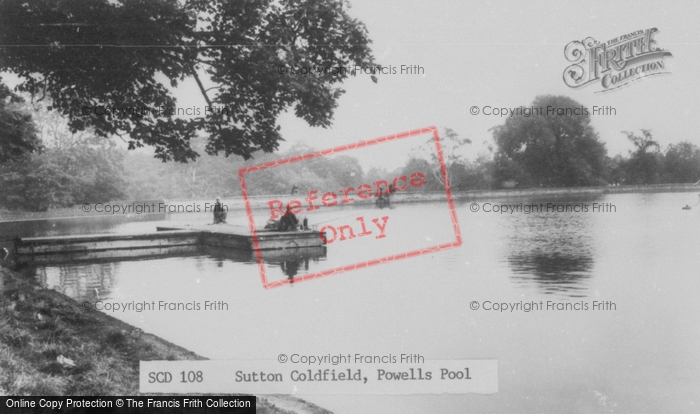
[238, 126, 462, 289]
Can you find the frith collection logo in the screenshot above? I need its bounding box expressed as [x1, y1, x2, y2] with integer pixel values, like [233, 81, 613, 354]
[563, 28, 672, 93]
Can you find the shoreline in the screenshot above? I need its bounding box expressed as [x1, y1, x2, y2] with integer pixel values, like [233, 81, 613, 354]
[1, 183, 698, 222]
[0, 267, 332, 414]
[454, 182, 700, 200]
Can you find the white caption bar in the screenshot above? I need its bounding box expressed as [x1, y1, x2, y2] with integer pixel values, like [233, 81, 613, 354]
[140, 359, 498, 395]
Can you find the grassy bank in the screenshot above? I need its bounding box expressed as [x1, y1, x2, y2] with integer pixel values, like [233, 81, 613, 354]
[0, 268, 331, 414]
[0, 267, 202, 395]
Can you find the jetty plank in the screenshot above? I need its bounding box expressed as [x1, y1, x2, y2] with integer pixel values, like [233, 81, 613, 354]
[13, 224, 326, 264]
[15, 231, 200, 255]
[16, 245, 201, 265]
[156, 224, 326, 250]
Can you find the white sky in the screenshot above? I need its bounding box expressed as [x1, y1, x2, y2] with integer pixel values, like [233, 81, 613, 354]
[268, 0, 700, 170]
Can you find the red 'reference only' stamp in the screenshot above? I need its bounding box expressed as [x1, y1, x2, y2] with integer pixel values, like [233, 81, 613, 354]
[238, 126, 462, 289]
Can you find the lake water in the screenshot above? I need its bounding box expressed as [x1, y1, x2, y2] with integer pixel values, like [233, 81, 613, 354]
[3, 192, 699, 413]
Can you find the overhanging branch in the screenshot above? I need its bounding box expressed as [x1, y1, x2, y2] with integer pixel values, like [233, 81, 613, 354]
[190, 66, 213, 108]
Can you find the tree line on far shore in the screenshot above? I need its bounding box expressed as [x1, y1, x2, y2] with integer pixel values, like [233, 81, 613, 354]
[475, 95, 700, 189]
[1, 92, 699, 212]
[1, 2, 698, 212]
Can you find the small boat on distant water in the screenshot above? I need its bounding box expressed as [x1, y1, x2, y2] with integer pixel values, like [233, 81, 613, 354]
[375, 195, 390, 208]
[682, 195, 700, 210]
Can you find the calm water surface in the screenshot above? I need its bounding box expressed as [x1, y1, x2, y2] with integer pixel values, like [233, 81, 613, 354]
[4, 192, 699, 413]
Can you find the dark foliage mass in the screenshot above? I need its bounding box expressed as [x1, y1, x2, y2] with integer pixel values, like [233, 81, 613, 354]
[486, 96, 700, 188]
[491, 95, 608, 188]
[2, 89, 699, 212]
[0, 81, 42, 163]
[0, 100, 126, 211]
[0, 0, 377, 162]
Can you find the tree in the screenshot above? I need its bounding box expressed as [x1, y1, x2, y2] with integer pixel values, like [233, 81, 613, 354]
[399, 157, 438, 191]
[622, 129, 662, 184]
[1, 140, 127, 211]
[0, 155, 76, 211]
[491, 95, 608, 187]
[664, 141, 700, 183]
[266, 142, 365, 193]
[411, 127, 471, 189]
[0, 81, 42, 163]
[605, 154, 626, 186]
[454, 152, 495, 190]
[0, 98, 126, 211]
[364, 165, 388, 185]
[0, 0, 377, 162]
[308, 155, 364, 189]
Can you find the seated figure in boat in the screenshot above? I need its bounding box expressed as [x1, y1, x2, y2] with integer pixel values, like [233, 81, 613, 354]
[212, 197, 227, 224]
[682, 194, 700, 210]
[375, 183, 394, 208]
[277, 205, 299, 231]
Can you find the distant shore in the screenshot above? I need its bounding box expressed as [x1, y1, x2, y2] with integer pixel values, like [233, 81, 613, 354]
[1, 183, 698, 222]
[455, 182, 700, 200]
[0, 267, 331, 414]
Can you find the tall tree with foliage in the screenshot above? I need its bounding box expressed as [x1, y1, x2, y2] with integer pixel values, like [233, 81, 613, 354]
[0, 81, 42, 163]
[411, 127, 471, 189]
[0, 99, 126, 211]
[491, 95, 607, 187]
[399, 157, 437, 191]
[0, 0, 377, 162]
[308, 155, 364, 189]
[622, 129, 662, 185]
[663, 141, 700, 183]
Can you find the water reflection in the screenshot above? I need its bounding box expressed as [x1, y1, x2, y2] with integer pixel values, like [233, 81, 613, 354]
[17, 246, 202, 301]
[281, 258, 304, 285]
[34, 263, 119, 302]
[504, 201, 595, 297]
[0, 213, 165, 239]
[18, 245, 327, 300]
[265, 247, 327, 286]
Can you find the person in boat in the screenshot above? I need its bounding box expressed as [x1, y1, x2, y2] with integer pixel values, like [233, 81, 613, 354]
[375, 183, 393, 208]
[277, 205, 299, 231]
[212, 197, 227, 224]
[682, 194, 700, 210]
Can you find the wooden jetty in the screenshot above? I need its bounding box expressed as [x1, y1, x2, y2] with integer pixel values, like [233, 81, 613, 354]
[13, 224, 326, 265]
[14, 231, 198, 256]
[16, 245, 200, 266]
[155, 224, 325, 251]
[16, 244, 327, 266]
